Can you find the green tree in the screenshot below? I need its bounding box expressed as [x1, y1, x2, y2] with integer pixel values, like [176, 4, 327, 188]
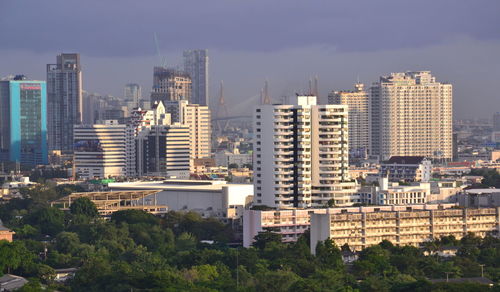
[252, 230, 282, 250]
[70, 197, 98, 218]
[25, 207, 64, 236]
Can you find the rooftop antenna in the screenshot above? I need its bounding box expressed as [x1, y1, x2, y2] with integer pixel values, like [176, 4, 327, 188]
[314, 75, 319, 97]
[153, 32, 167, 68]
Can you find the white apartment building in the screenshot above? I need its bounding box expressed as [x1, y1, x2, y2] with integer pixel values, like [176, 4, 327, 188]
[253, 95, 357, 209]
[328, 83, 370, 157]
[74, 120, 135, 179]
[165, 100, 211, 167]
[310, 205, 500, 253]
[370, 71, 452, 161]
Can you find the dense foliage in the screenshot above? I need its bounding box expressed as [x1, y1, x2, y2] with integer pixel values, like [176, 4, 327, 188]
[1, 187, 500, 291]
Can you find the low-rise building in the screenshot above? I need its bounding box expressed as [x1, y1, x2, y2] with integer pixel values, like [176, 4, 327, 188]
[457, 189, 500, 207]
[0, 220, 14, 242]
[380, 156, 432, 182]
[310, 204, 500, 253]
[109, 180, 253, 220]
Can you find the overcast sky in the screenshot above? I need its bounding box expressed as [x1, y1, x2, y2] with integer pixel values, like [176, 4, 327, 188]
[1, 0, 499, 118]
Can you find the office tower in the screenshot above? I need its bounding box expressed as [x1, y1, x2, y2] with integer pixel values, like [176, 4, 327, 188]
[73, 120, 135, 179]
[328, 83, 370, 157]
[493, 113, 500, 132]
[164, 100, 211, 161]
[0, 76, 48, 165]
[150, 67, 191, 104]
[136, 125, 191, 179]
[253, 95, 356, 209]
[183, 49, 209, 106]
[370, 71, 452, 161]
[47, 53, 83, 153]
[124, 83, 142, 107]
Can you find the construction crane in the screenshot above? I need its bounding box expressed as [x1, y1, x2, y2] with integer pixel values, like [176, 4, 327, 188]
[153, 32, 167, 68]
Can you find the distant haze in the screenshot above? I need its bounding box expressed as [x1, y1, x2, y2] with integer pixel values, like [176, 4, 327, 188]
[1, 0, 499, 118]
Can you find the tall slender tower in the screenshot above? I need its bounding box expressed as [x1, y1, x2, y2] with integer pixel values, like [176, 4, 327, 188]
[183, 49, 209, 106]
[370, 71, 452, 161]
[47, 53, 82, 153]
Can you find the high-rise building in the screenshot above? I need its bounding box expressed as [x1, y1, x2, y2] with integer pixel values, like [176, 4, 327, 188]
[136, 124, 191, 179]
[47, 53, 83, 153]
[328, 83, 370, 157]
[164, 100, 211, 162]
[253, 95, 356, 209]
[124, 83, 142, 107]
[0, 76, 48, 165]
[73, 120, 135, 179]
[150, 67, 191, 104]
[183, 49, 209, 106]
[493, 112, 500, 132]
[370, 71, 452, 161]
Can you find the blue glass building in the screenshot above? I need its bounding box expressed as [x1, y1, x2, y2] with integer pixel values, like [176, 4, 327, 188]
[0, 77, 48, 165]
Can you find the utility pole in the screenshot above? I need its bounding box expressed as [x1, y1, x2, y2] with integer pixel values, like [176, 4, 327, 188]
[479, 264, 485, 278]
[445, 272, 452, 282]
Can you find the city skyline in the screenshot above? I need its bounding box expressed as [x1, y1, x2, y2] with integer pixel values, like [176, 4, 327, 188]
[1, 1, 499, 118]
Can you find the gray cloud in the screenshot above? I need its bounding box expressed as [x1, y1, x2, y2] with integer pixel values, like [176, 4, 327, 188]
[0, 0, 499, 56]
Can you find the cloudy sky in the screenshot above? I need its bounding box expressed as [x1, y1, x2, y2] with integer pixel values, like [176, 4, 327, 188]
[1, 0, 499, 118]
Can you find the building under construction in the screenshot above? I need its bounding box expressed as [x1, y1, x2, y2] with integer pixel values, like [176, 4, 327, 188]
[151, 67, 192, 104]
[51, 190, 168, 217]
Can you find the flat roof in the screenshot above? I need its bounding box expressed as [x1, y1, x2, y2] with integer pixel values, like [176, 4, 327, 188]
[465, 188, 500, 194]
[108, 180, 252, 192]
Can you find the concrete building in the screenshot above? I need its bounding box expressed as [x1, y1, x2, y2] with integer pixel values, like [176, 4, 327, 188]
[214, 151, 253, 168]
[358, 177, 430, 205]
[457, 189, 500, 208]
[124, 83, 142, 107]
[0, 77, 48, 165]
[165, 100, 211, 161]
[0, 220, 14, 242]
[73, 120, 135, 179]
[136, 125, 191, 179]
[493, 112, 500, 132]
[370, 71, 452, 161]
[183, 49, 209, 106]
[243, 208, 325, 247]
[47, 53, 82, 153]
[150, 67, 191, 104]
[328, 83, 370, 158]
[253, 95, 356, 209]
[310, 204, 500, 253]
[109, 180, 253, 220]
[380, 156, 432, 182]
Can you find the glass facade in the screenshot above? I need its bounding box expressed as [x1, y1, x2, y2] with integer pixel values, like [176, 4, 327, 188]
[1, 81, 48, 165]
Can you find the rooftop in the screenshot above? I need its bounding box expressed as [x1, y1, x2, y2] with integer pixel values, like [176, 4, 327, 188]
[108, 180, 251, 192]
[384, 156, 426, 165]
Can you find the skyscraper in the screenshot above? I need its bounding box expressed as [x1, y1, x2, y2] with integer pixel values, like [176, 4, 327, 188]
[370, 71, 452, 161]
[0, 76, 48, 165]
[47, 53, 83, 153]
[164, 100, 211, 161]
[124, 83, 142, 107]
[136, 124, 191, 179]
[150, 67, 191, 104]
[253, 95, 356, 209]
[493, 112, 500, 132]
[183, 49, 209, 106]
[73, 120, 135, 179]
[328, 83, 370, 157]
